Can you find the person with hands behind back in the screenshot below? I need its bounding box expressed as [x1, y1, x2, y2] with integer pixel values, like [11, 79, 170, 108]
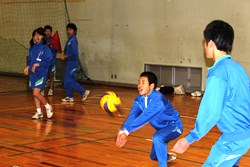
[60, 23, 90, 102]
[24, 27, 53, 120]
[116, 71, 183, 167]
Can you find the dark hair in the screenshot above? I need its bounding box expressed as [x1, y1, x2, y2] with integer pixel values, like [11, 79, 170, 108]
[67, 23, 77, 32]
[44, 25, 52, 31]
[33, 27, 45, 37]
[29, 27, 46, 47]
[140, 71, 157, 89]
[203, 20, 234, 53]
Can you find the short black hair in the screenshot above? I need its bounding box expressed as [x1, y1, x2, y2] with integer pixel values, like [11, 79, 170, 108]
[203, 20, 234, 53]
[140, 71, 157, 89]
[67, 23, 77, 32]
[44, 25, 52, 31]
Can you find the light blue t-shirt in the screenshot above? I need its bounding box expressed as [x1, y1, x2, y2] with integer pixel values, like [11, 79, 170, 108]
[186, 55, 250, 143]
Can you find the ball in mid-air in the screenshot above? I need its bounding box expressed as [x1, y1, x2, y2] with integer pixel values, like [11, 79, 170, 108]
[100, 91, 121, 113]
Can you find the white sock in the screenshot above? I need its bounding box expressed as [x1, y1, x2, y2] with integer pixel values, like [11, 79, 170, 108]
[36, 108, 42, 114]
[44, 103, 50, 109]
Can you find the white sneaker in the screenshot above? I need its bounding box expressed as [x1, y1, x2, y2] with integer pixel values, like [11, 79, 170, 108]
[46, 105, 53, 118]
[48, 89, 53, 96]
[168, 152, 177, 162]
[61, 97, 74, 102]
[32, 112, 43, 119]
[40, 90, 44, 96]
[82, 90, 90, 101]
[191, 91, 202, 97]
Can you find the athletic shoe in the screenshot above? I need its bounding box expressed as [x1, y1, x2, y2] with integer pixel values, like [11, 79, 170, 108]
[168, 152, 177, 162]
[32, 112, 43, 119]
[191, 91, 202, 97]
[61, 97, 74, 102]
[40, 90, 44, 96]
[48, 89, 53, 96]
[82, 90, 90, 101]
[46, 105, 53, 118]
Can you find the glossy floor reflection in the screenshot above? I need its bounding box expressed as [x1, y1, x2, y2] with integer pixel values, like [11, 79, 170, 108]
[0, 85, 249, 167]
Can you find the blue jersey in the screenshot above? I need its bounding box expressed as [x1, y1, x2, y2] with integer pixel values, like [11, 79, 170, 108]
[121, 89, 181, 133]
[64, 35, 79, 69]
[64, 35, 79, 82]
[65, 35, 79, 61]
[186, 55, 250, 143]
[27, 43, 52, 76]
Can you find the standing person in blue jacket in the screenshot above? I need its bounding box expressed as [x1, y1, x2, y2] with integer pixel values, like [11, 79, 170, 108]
[172, 20, 250, 167]
[42, 25, 58, 96]
[60, 23, 90, 102]
[116, 71, 183, 167]
[24, 27, 53, 119]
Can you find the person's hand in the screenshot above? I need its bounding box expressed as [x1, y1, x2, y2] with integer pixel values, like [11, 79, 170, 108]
[116, 132, 128, 148]
[24, 66, 29, 76]
[60, 54, 67, 60]
[171, 137, 190, 154]
[32, 63, 39, 73]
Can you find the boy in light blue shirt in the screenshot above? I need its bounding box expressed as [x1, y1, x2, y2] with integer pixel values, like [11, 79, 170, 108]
[172, 20, 250, 167]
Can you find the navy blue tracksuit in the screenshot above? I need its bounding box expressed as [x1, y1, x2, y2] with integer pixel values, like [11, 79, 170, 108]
[63, 35, 86, 98]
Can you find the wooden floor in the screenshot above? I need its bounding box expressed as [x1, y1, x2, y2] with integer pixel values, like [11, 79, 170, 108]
[0, 84, 249, 167]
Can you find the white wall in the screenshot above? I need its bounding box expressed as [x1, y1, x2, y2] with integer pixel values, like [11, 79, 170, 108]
[67, 0, 250, 90]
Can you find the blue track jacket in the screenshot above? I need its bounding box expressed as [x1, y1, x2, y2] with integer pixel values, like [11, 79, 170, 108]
[121, 89, 181, 134]
[64, 35, 78, 62]
[186, 55, 250, 143]
[27, 43, 52, 75]
[63, 35, 79, 83]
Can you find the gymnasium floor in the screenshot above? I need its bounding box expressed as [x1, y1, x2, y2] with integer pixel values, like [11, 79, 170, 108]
[0, 82, 249, 167]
